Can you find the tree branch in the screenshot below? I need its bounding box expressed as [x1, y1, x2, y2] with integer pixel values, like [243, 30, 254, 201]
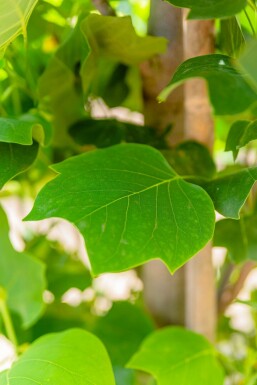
[92, 0, 116, 16]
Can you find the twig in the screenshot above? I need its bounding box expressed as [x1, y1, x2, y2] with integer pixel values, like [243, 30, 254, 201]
[92, 0, 116, 16]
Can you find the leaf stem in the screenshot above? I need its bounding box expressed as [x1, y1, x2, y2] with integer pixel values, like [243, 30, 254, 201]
[0, 287, 18, 349]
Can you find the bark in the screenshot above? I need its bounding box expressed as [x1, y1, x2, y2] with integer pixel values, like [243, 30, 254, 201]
[183, 16, 216, 341]
[141, 1, 185, 326]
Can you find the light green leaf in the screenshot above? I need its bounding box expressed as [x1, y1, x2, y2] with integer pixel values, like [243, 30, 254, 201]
[0, 141, 39, 189]
[25, 144, 215, 275]
[203, 167, 257, 219]
[93, 301, 155, 366]
[239, 40, 257, 91]
[2, 329, 116, 385]
[127, 327, 224, 385]
[159, 54, 257, 115]
[225, 120, 257, 160]
[165, 0, 247, 19]
[0, 205, 45, 327]
[220, 17, 245, 57]
[0, 0, 38, 55]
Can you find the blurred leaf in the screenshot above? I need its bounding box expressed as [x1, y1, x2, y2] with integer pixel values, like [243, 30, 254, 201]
[236, 299, 257, 310]
[220, 17, 245, 57]
[165, 0, 246, 19]
[239, 40, 257, 91]
[93, 301, 155, 366]
[159, 54, 257, 115]
[128, 327, 224, 385]
[114, 367, 136, 385]
[163, 141, 216, 180]
[214, 210, 257, 263]
[25, 144, 215, 275]
[225, 120, 257, 160]
[203, 167, 257, 218]
[69, 118, 165, 148]
[0, 205, 46, 327]
[0, 0, 38, 55]
[2, 329, 115, 385]
[0, 141, 39, 189]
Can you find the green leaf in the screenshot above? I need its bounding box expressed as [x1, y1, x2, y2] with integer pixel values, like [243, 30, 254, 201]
[25, 144, 215, 275]
[0, 205, 45, 327]
[239, 40, 257, 91]
[225, 120, 257, 160]
[163, 141, 216, 180]
[0, 0, 38, 55]
[2, 329, 116, 385]
[220, 17, 245, 57]
[69, 118, 165, 149]
[159, 54, 257, 115]
[165, 0, 247, 19]
[93, 301, 155, 366]
[214, 210, 257, 263]
[127, 327, 224, 385]
[203, 167, 257, 219]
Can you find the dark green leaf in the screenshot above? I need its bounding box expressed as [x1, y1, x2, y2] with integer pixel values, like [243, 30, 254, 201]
[2, 329, 115, 385]
[225, 120, 257, 160]
[203, 167, 257, 218]
[0, 141, 39, 189]
[159, 54, 257, 115]
[69, 118, 165, 149]
[128, 327, 224, 385]
[93, 301, 155, 366]
[165, 0, 247, 19]
[25, 144, 215, 275]
[0, 205, 45, 327]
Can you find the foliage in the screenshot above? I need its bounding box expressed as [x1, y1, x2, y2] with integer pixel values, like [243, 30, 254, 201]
[1, 1, 257, 385]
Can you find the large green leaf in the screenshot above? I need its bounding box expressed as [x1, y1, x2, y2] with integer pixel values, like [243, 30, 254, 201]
[25, 144, 215, 275]
[225, 120, 257, 160]
[165, 0, 246, 19]
[214, 209, 257, 263]
[0, 0, 38, 55]
[1, 329, 115, 385]
[0, 205, 45, 327]
[203, 167, 257, 219]
[93, 301, 155, 366]
[0, 141, 39, 189]
[159, 54, 257, 115]
[128, 327, 224, 385]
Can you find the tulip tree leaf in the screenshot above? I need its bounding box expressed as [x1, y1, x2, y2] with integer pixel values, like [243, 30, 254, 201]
[127, 327, 224, 385]
[159, 54, 257, 115]
[203, 167, 257, 219]
[214, 211, 257, 263]
[1, 329, 116, 385]
[225, 120, 257, 160]
[0, 0, 38, 55]
[0, 205, 46, 327]
[165, 0, 247, 20]
[25, 144, 215, 275]
[0, 141, 39, 189]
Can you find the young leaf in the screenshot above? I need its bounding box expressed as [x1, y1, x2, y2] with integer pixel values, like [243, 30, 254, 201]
[0, 142, 39, 189]
[0, 205, 46, 327]
[127, 327, 224, 385]
[25, 144, 215, 275]
[159, 54, 257, 115]
[0, 0, 38, 55]
[1, 329, 116, 385]
[165, 0, 246, 19]
[225, 120, 257, 160]
[203, 167, 257, 219]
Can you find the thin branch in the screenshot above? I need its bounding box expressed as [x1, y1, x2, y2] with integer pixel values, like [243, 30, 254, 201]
[92, 0, 116, 16]
[218, 261, 256, 315]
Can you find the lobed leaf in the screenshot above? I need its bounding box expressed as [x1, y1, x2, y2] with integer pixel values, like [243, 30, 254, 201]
[25, 144, 215, 275]
[165, 0, 247, 19]
[159, 54, 257, 115]
[128, 327, 224, 385]
[0, 205, 46, 327]
[1, 329, 115, 385]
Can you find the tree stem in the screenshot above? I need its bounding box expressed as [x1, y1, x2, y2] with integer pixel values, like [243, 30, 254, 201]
[0, 288, 18, 349]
